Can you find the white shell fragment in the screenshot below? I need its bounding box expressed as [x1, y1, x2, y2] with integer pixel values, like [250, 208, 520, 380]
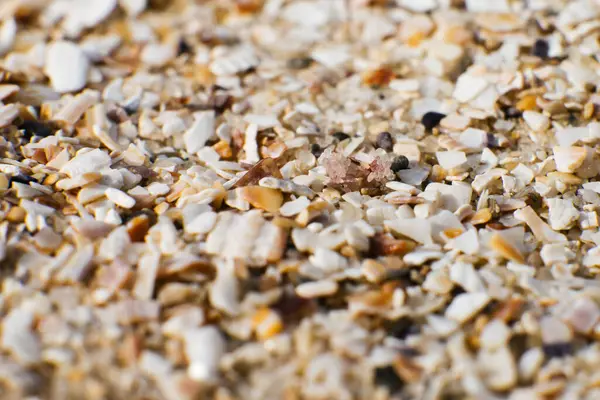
[44, 41, 90, 93]
[183, 326, 225, 383]
[1, 309, 41, 365]
[60, 149, 111, 178]
[445, 292, 490, 323]
[523, 111, 550, 132]
[184, 111, 215, 154]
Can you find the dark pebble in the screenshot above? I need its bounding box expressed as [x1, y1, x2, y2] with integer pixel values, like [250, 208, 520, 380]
[524, 191, 543, 209]
[376, 131, 394, 151]
[508, 333, 529, 360]
[123, 105, 137, 115]
[384, 317, 419, 339]
[310, 143, 323, 158]
[504, 107, 522, 119]
[207, 93, 233, 114]
[421, 111, 446, 131]
[332, 132, 350, 141]
[543, 342, 573, 358]
[486, 133, 499, 148]
[287, 56, 313, 70]
[10, 174, 37, 185]
[374, 366, 404, 393]
[532, 39, 549, 59]
[177, 39, 192, 55]
[390, 155, 410, 172]
[18, 120, 54, 138]
[106, 107, 129, 123]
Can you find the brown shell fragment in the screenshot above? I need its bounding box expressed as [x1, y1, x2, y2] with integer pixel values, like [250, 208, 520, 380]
[234, 158, 283, 188]
[369, 233, 416, 257]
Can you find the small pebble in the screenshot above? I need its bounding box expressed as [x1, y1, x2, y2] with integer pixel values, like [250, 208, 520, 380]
[287, 56, 313, 70]
[421, 112, 446, 131]
[376, 131, 394, 151]
[310, 143, 323, 158]
[391, 156, 410, 172]
[332, 132, 350, 141]
[542, 342, 573, 359]
[385, 317, 418, 339]
[531, 39, 549, 59]
[177, 38, 192, 55]
[18, 120, 55, 138]
[374, 366, 404, 393]
[10, 174, 37, 185]
[504, 106, 522, 119]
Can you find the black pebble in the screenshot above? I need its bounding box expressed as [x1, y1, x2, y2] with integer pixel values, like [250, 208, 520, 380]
[421, 111, 446, 131]
[310, 143, 323, 158]
[18, 120, 54, 138]
[376, 131, 394, 151]
[177, 39, 192, 55]
[384, 317, 418, 339]
[543, 342, 573, 359]
[390, 155, 410, 172]
[10, 174, 37, 185]
[532, 39, 549, 59]
[332, 132, 350, 141]
[374, 366, 404, 393]
[486, 133, 500, 148]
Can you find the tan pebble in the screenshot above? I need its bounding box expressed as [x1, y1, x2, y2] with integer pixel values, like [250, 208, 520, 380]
[584, 102, 595, 120]
[236, 0, 264, 13]
[7, 206, 25, 223]
[154, 202, 169, 215]
[493, 297, 525, 323]
[362, 66, 395, 87]
[127, 215, 150, 242]
[430, 165, 446, 182]
[43, 173, 61, 186]
[443, 228, 464, 239]
[0, 173, 8, 190]
[340, 245, 357, 258]
[31, 149, 47, 164]
[252, 308, 283, 340]
[393, 355, 422, 383]
[516, 95, 538, 111]
[489, 233, 525, 264]
[362, 259, 387, 283]
[469, 208, 492, 225]
[546, 172, 582, 185]
[240, 186, 283, 213]
[213, 140, 233, 159]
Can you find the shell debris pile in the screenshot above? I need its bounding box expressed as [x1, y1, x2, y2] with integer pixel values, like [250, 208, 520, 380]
[2, 0, 600, 398]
